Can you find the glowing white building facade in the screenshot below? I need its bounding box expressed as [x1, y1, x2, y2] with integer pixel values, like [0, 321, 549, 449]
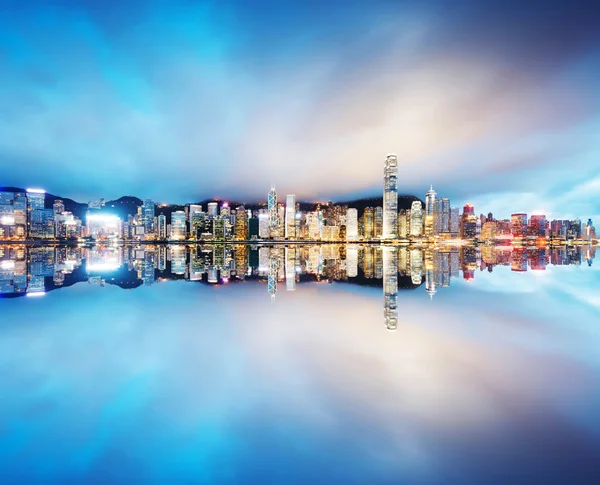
[383, 154, 398, 239]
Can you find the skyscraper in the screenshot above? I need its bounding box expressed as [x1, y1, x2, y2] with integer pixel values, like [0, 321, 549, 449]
[170, 211, 186, 240]
[374, 207, 383, 238]
[207, 202, 218, 217]
[142, 199, 155, 234]
[461, 204, 477, 239]
[346, 208, 358, 241]
[268, 187, 278, 239]
[511, 213, 528, 238]
[285, 194, 296, 239]
[383, 154, 398, 239]
[235, 206, 248, 240]
[157, 214, 167, 239]
[410, 201, 423, 237]
[424, 186, 436, 237]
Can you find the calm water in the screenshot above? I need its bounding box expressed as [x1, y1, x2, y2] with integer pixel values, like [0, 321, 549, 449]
[1, 244, 600, 484]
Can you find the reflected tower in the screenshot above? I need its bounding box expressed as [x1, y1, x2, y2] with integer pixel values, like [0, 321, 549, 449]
[383, 154, 398, 239]
[382, 247, 398, 331]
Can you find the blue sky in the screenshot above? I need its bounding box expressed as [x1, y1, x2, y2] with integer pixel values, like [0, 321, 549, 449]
[1, 0, 599, 219]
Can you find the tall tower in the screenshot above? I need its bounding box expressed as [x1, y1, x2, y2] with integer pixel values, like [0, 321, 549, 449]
[268, 187, 277, 238]
[285, 194, 296, 239]
[382, 154, 398, 239]
[424, 186, 436, 237]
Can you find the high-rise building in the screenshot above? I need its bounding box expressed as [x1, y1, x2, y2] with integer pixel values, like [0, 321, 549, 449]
[374, 207, 383, 238]
[346, 208, 358, 241]
[207, 202, 218, 217]
[235, 206, 248, 240]
[511, 213, 528, 238]
[363, 207, 375, 239]
[398, 209, 409, 238]
[424, 186, 436, 237]
[528, 215, 547, 238]
[30, 209, 55, 239]
[53, 200, 65, 216]
[285, 194, 296, 239]
[258, 209, 269, 239]
[189, 204, 202, 225]
[461, 204, 477, 239]
[382, 154, 398, 239]
[170, 211, 186, 240]
[157, 215, 167, 239]
[142, 199, 155, 235]
[435, 197, 451, 235]
[26, 189, 46, 239]
[410, 201, 423, 237]
[450, 207, 459, 237]
[268, 187, 278, 238]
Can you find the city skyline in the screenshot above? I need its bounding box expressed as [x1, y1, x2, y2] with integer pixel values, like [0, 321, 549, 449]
[1, 156, 597, 244]
[1, 1, 599, 220]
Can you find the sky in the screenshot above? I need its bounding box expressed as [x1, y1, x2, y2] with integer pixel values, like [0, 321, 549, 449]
[0, 0, 600, 219]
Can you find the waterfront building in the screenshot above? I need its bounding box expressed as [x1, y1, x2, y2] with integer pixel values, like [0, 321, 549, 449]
[382, 154, 398, 239]
[363, 207, 375, 239]
[398, 209, 409, 238]
[346, 208, 358, 241]
[142, 199, 155, 235]
[158, 215, 167, 239]
[268, 187, 278, 238]
[528, 215, 547, 238]
[461, 204, 477, 239]
[285, 194, 296, 239]
[424, 186, 436, 237]
[258, 209, 269, 238]
[207, 202, 218, 217]
[235, 206, 248, 240]
[409, 201, 423, 237]
[374, 207, 383, 238]
[170, 211, 186, 240]
[510, 213, 528, 238]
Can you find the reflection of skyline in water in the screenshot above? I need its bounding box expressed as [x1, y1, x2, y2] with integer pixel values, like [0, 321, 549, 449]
[1, 244, 596, 331]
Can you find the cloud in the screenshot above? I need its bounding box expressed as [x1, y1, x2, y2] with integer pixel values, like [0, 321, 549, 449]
[0, 0, 599, 217]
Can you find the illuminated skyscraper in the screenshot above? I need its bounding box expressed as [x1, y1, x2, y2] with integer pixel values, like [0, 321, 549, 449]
[53, 200, 65, 216]
[528, 215, 547, 238]
[424, 186, 436, 237]
[258, 209, 269, 238]
[157, 215, 167, 239]
[207, 202, 218, 217]
[461, 204, 477, 239]
[346, 208, 358, 241]
[285, 194, 296, 239]
[510, 213, 528, 238]
[374, 207, 383, 238]
[170, 211, 186, 240]
[410, 201, 423, 237]
[383, 154, 398, 239]
[382, 247, 398, 330]
[235, 206, 248, 240]
[142, 199, 155, 234]
[363, 207, 374, 238]
[268, 187, 278, 238]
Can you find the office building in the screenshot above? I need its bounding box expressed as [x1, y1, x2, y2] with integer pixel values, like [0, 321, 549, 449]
[170, 211, 186, 240]
[511, 213, 528, 238]
[285, 194, 296, 239]
[410, 201, 423, 237]
[346, 208, 358, 241]
[382, 154, 398, 239]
